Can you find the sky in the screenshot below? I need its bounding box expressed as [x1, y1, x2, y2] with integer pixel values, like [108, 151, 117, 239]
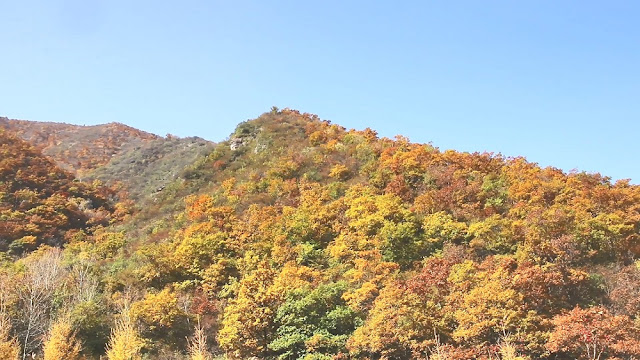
[1, 1, 638, 183]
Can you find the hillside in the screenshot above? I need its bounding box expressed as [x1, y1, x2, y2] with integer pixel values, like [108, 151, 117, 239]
[86, 135, 214, 202]
[0, 117, 159, 174]
[0, 128, 115, 253]
[0, 109, 639, 360]
[0, 116, 216, 205]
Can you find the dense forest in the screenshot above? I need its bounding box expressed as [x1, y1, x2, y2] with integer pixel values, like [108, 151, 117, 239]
[0, 108, 639, 359]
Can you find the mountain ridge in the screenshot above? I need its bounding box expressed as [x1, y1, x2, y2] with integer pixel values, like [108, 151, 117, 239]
[0, 116, 160, 174]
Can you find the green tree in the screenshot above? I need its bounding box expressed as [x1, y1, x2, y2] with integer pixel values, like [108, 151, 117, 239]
[270, 282, 360, 360]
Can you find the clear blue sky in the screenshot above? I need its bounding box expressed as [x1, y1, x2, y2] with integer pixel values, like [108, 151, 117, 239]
[1, 1, 638, 183]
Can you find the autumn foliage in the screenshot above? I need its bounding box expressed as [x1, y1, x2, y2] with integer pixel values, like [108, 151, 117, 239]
[1, 109, 640, 359]
[42, 317, 83, 360]
[0, 129, 114, 252]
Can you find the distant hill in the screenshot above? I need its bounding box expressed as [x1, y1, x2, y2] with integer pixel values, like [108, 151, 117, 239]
[0, 117, 216, 203]
[0, 117, 159, 174]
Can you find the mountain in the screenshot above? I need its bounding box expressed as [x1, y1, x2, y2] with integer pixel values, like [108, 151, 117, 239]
[0, 117, 159, 174]
[0, 116, 216, 203]
[0, 108, 639, 360]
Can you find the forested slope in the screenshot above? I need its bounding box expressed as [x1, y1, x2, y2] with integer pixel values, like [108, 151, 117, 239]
[86, 135, 215, 203]
[1, 109, 639, 360]
[0, 117, 158, 174]
[0, 116, 216, 206]
[0, 129, 115, 253]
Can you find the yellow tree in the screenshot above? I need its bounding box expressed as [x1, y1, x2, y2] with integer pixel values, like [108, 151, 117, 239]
[447, 257, 544, 352]
[129, 287, 190, 347]
[217, 262, 279, 359]
[105, 309, 144, 360]
[348, 254, 461, 358]
[188, 319, 211, 360]
[218, 261, 319, 359]
[348, 281, 441, 359]
[42, 317, 83, 360]
[0, 314, 19, 360]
